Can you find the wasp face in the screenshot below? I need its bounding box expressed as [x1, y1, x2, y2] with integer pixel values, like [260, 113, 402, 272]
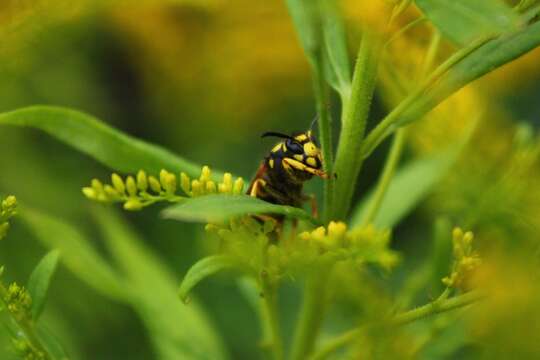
[265, 130, 327, 181]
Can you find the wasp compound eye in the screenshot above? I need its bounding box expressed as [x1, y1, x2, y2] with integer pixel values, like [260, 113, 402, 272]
[286, 139, 304, 154]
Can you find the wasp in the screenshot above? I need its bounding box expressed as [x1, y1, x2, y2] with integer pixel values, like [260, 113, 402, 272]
[247, 129, 328, 217]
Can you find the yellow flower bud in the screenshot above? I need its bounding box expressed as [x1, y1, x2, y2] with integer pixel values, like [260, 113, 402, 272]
[160, 169, 169, 187]
[124, 198, 143, 211]
[222, 173, 233, 193]
[148, 176, 162, 193]
[206, 181, 217, 193]
[180, 172, 191, 195]
[137, 170, 148, 192]
[218, 183, 227, 194]
[328, 221, 347, 238]
[233, 177, 244, 194]
[452, 227, 464, 242]
[191, 180, 202, 197]
[126, 176, 138, 197]
[163, 173, 177, 194]
[3, 196, 16, 208]
[111, 173, 125, 194]
[463, 231, 474, 247]
[104, 185, 119, 199]
[311, 226, 326, 241]
[200, 166, 211, 182]
[82, 187, 97, 199]
[91, 179, 104, 193]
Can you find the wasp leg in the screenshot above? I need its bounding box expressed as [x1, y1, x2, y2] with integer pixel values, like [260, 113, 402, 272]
[249, 178, 267, 197]
[282, 158, 328, 179]
[305, 194, 318, 219]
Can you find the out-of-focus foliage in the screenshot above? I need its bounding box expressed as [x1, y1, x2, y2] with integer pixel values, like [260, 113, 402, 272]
[0, 0, 539, 359]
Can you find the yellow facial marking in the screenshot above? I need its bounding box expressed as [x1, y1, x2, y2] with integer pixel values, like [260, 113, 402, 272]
[294, 154, 303, 161]
[304, 142, 318, 157]
[283, 158, 328, 178]
[271, 143, 282, 153]
[295, 134, 308, 142]
[269, 159, 274, 168]
[306, 157, 317, 167]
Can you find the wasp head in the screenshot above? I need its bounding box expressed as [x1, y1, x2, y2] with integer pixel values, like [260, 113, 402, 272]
[262, 130, 328, 182]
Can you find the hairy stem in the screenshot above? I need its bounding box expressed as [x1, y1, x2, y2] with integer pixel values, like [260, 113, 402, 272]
[333, 30, 382, 220]
[311, 59, 334, 223]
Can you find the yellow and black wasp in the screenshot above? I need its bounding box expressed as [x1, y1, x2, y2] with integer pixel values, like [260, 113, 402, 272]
[247, 129, 328, 218]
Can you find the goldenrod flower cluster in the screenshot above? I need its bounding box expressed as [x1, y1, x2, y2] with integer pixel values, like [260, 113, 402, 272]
[442, 227, 482, 289]
[297, 222, 400, 271]
[11, 338, 46, 360]
[205, 219, 399, 285]
[83, 166, 244, 211]
[1, 278, 32, 320]
[0, 195, 17, 240]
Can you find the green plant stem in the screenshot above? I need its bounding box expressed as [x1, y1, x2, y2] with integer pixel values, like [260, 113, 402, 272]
[310, 290, 483, 360]
[0, 283, 51, 359]
[290, 269, 331, 360]
[259, 240, 284, 360]
[260, 277, 284, 360]
[310, 59, 334, 223]
[360, 28, 441, 227]
[361, 129, 407, 226]
[333, 30, 382, 220]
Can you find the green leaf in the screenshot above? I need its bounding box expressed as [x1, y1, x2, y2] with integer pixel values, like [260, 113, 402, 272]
[20, 208, 126, 301]
[0, 105, 208, 178]
[37, 328, 70, 360]
[403, 21, 540, 126]
[27, 250, 61, 321]
[320, 0, 351, 96]
[351, 140, 465, 229]
[162, 194, 319, 224]
[179, 256, 245, 303]
[92, 208, 228, 360]
[363, 20, 540, 157]
[286, 0, 321, 61]
[416, 0, 521, 46]
[286, 0, 350, 95]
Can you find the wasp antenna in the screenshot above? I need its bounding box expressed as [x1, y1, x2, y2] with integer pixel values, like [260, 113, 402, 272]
[309, 115, 318, 131]
[261, 131, 294, 140]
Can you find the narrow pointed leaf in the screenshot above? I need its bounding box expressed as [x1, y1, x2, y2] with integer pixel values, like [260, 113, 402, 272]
[363, 20, 540, 156]
[416, 0, 521, 46]
[351, 140, 466, 229]
[179, 255, 245, 303]
[162, 194, 319, 224]
[20, 208, 126, 301]
[0, 105, 209, 178]
[92, 208, 228, 360]
[321, 0, 351, 95]
[27, 250, 61, 321]
[286, 0, 320, 60]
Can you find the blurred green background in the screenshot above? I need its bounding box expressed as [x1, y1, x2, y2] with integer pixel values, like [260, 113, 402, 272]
[1, 1, 539, 359]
